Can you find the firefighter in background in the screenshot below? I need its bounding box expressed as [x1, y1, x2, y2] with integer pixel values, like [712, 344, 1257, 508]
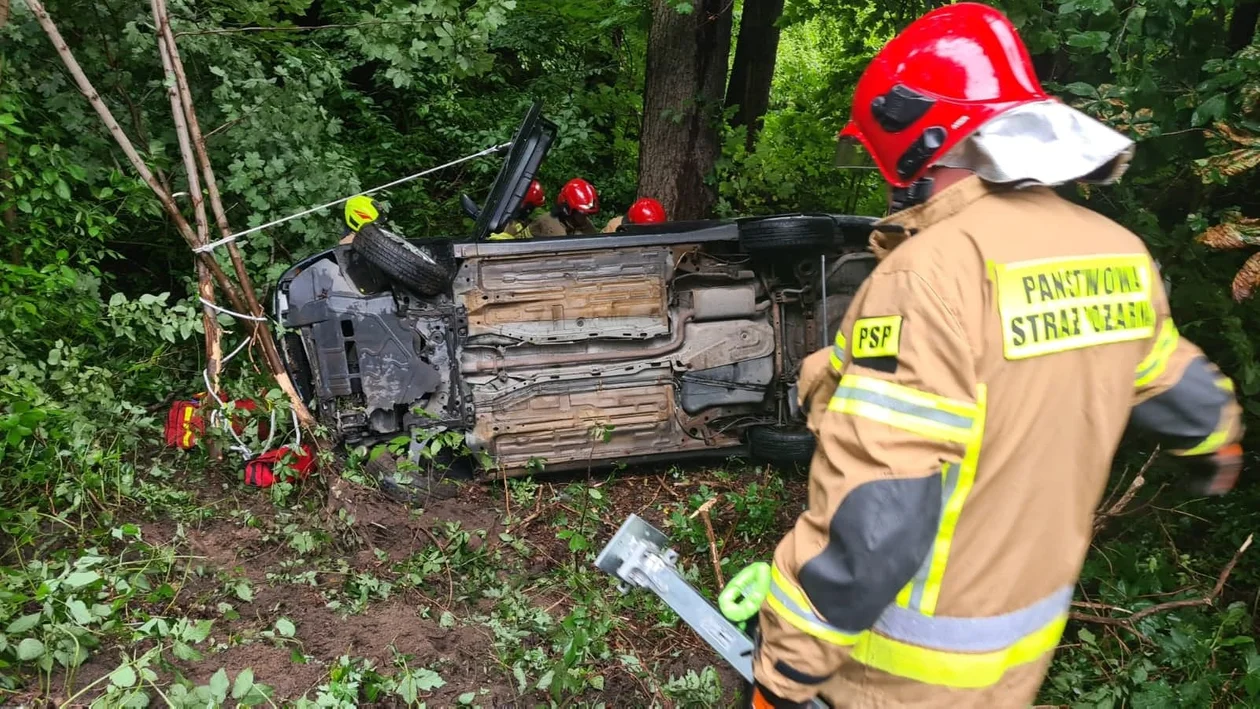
[489, 179, 548, 240]
[602, 197, 667, 233]
[539, 177, 600, 236]
[339, 194, 379, 244]
[748, 4, 1244, 707]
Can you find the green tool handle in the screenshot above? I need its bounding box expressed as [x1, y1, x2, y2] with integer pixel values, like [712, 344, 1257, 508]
[718, 561, 771, 623]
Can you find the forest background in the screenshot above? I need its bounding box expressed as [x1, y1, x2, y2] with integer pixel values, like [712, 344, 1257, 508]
[2, 0, 1260, 705]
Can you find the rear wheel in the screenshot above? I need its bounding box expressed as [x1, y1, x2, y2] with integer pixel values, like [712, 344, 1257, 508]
[352, 224, 453, 296]
[737, 215, 835, 253]
[747, 424, 816, 465]
[829, 214, 880, 246]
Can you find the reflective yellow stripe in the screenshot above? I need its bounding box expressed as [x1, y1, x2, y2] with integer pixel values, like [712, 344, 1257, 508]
[1175, 371, 1236, 456]
[1178, 421, 1232, 457]
[853, 613, 1067, 689]
[878, 585, 1073, 652]
[899, 465, 956, 612]
[766, 595, 861, 647]
[918, 384, 987, 615]
[767, 566, 859, 646]
[1134, 319, 1178, 388]
[828, 375, 979, 444]
[771, 564, 810, 608]
[830, 331, 847, 372]
[829, 349, 844, 372]
[894, 582, 912, 608]
[769, 560, 1068, 688]
[181, 405, 195, 448]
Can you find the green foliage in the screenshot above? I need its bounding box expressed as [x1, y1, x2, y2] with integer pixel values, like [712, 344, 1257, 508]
[1044, 530, 1260, 707]
[294, 653, 445, 707]
[661, 666, 724, 705]
[998, 0, 1260, 397]
[1, 0, 1259, 703]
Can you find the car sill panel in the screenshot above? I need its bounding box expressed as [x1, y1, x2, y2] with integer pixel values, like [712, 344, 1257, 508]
[451, 223, 739, 258]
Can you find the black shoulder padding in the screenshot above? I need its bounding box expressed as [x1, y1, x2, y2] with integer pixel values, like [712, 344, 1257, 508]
[798, 473, 943, 633]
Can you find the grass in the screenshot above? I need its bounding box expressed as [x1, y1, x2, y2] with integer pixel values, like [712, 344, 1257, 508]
[0, 440, 803, 707]
[1, 439, 1257, 708]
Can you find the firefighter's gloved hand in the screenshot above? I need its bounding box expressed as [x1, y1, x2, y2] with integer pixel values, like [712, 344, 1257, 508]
[747, 681, 815, 709]
[1186, 443, 1243, 496]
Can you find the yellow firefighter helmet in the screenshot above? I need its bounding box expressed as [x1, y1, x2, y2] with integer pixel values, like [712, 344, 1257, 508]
[344, 195, 379, 232]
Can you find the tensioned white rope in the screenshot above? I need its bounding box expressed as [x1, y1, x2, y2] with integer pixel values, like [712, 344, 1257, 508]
[192, 141, 511, 254]
[190, 141, 510, 461]
[203, 335, 261, 458]
[199, 297, 268, 321]
[202, 333, 302, 462]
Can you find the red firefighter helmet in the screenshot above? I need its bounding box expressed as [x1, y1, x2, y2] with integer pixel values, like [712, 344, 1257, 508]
[523, 179, 545, 210]
[557, 178, 600, 215]
[839, 3, 1050, 188]
[626, 197, 666, 224]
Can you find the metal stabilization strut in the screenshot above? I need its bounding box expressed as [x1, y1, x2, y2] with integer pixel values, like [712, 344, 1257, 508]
[596, 514, 829, 708]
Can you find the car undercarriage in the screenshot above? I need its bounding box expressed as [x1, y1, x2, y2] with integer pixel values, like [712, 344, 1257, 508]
[273, 103, 878, 496]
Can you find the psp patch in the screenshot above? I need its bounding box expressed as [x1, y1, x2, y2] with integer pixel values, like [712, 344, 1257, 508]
[851, 315, 902, 372]
[852, 315, 903, 358]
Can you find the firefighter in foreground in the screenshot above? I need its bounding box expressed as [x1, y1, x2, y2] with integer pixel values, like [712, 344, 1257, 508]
[749, 4, 1244, 707]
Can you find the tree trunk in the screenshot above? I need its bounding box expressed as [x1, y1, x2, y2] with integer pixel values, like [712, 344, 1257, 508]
[725, 0, 785, 151]
[638, 0, 733, 221]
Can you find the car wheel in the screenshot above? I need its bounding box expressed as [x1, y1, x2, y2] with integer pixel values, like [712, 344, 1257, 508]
[829, 214, 880, 247]
[363, 449, 468, 504]
[747, 424, 816, 465]
[352, 224, 453, 296]
[736, 215, 835, 253]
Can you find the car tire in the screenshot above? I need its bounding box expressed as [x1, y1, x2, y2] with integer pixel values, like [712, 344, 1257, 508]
[364, 448, 467, 504]
[737, 215, 835, 253]
[747, 424, 816, 465]
[352, 224, 453, 296]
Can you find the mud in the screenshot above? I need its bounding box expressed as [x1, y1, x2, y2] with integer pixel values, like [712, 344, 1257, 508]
[32, 460, 771, 707]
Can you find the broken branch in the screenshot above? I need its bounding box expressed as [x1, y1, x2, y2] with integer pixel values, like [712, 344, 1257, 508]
[1127, 533, 1252, 624]
[152, 0, 316, 430]
[1094, 447, 1158, 535]
[691, 498, 725, 588]
[25, 0, 247, 311]
[1072, 533, 1253, 641]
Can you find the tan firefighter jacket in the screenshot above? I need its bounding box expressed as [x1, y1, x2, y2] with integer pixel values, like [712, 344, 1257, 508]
[602, 215, 625, 233]
[485, 213, 571, 240]
[755, 176, 1243, 707]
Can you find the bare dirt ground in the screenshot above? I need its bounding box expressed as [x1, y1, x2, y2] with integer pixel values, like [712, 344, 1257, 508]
[33, 456, 806, 707]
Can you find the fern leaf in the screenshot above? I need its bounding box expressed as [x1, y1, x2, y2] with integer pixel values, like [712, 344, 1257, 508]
[1232, 252, 1260, 302]
[1195, 217, 1260, 250]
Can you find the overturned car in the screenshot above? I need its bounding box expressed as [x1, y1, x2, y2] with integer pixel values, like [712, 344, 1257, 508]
[273, 103, 878, 498]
